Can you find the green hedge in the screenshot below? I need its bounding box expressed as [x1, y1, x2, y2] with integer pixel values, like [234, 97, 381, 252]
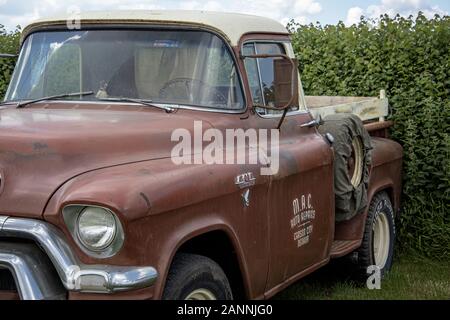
[0, 15, 448, 259]
[289, 13, 449, 260]
[0, 26, 20, 99]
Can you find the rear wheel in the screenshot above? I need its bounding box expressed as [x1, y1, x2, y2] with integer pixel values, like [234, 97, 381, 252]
[357, 192, 395, 276]
[163, 253, 233, 300]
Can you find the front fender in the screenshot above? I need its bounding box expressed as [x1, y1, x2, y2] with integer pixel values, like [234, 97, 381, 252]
[43, 157, 269, 298]
[45, 157, 268, 221]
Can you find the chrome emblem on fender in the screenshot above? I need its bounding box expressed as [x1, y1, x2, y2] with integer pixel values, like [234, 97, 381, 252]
[235, 172, 256, 189]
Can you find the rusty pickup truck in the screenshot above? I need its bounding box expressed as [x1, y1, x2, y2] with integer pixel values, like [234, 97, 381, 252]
[0, 11, 402, 300]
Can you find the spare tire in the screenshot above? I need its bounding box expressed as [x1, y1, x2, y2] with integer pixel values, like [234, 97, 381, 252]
[318, 114, 372, 222]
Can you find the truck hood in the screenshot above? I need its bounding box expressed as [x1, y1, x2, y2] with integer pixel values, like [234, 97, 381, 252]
[0, 106, 211, 217]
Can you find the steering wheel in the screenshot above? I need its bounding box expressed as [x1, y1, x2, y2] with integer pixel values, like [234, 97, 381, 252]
[159, 77, 227, 106]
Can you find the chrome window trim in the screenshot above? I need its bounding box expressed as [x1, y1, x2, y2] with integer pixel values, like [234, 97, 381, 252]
[257, 108, 310, 119]
[251, 43, 266, 106]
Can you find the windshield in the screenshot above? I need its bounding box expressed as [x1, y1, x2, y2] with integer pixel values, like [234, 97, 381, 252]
[5, 29, 245, 110]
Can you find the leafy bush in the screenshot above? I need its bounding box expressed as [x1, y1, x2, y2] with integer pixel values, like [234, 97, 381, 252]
[289, 13, 449, 260]
[0, 25, 20, 99]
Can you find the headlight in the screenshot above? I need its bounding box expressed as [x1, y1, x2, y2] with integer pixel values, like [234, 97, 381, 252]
[63, 205, 124, 258]
[77, 207, 116, 251]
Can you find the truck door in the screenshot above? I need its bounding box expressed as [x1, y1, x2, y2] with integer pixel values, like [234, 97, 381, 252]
[242, 40, 335, 292]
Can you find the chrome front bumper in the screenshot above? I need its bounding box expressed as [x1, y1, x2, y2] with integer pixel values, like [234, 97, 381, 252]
[0, 215, 158, 300]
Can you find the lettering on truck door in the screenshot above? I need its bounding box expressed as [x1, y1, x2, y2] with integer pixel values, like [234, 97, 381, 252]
[242, 40, 335, 290]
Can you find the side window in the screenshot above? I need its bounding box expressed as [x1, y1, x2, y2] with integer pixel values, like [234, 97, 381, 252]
[242, 44, 264, 106]
[243, 42, 295, 115]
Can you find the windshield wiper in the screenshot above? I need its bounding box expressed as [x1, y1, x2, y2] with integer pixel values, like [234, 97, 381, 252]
[16, 91, 94, 108]
[0, 101, 17, 107]
[99, 97, 175, 113]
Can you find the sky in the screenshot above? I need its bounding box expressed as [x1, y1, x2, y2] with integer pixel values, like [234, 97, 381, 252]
[0, 0, 449, 31]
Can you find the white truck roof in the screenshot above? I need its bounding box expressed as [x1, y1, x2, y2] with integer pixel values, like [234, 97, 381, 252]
[22, 10, 289, 45]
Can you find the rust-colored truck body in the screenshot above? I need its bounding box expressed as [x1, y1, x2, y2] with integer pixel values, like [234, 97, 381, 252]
[0, 11, 403, 300]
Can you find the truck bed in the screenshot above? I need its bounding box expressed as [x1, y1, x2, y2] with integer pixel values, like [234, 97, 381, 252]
[306, 90, 392, 136]
[306, 90, 389, 123]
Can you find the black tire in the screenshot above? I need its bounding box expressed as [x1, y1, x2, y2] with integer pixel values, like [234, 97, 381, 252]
[163, 253, 233, 300]
[357, 192, 395, 276]
[318, 114, 372, 222]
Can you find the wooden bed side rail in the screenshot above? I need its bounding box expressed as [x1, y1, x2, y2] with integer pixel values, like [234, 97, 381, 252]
[307, 90, 389, 123]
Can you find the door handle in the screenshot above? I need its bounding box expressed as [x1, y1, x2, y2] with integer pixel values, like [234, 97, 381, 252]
[300, 116, 324, 128]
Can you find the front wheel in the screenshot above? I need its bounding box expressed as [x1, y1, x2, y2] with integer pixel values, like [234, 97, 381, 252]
[357, 191, 395, 276]
[163, 253, 233, 300]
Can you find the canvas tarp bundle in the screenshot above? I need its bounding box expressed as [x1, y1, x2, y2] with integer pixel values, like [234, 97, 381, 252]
[319, 114, 373, 222]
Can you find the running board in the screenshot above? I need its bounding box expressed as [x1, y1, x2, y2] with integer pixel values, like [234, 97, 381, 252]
[330, 240, 361, 258]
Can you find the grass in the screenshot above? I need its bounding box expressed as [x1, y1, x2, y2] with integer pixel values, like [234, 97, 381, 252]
[274, 253, 450, 300]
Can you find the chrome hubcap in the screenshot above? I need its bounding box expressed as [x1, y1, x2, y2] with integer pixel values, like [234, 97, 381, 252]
[185, 288, 217, 300]
[373, 211, 390, 268]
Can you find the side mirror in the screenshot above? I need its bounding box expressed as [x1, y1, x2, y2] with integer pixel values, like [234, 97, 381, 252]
[273, 57, 299, 109]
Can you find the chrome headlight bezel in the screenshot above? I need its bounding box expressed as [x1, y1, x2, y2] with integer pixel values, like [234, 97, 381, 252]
[63, 205, 124, 259]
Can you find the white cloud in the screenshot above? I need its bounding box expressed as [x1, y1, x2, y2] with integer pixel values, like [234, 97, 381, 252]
[281, 15, 308, 26]
[294, 0, 322, 15]
[346, 0, 448, 25]
[346, 6, 364, 25]
[178, 0, 321, 23]
[0, 0, 322, 30]
[420, 5, 448, 18]
[0, 9, 40, 30]
[117, 4, 165, 10]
